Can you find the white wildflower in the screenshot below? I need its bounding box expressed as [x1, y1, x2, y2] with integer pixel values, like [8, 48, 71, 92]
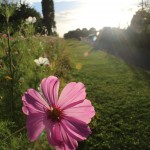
[26, 16, 32, 24]
[34, 57, 50, 66]
[32, 17, 37, 23]
[26, 16, 36, 24]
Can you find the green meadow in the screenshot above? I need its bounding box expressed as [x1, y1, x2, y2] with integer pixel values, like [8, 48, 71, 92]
[0, 37, 150, 150]
[66, 39, 150, 150]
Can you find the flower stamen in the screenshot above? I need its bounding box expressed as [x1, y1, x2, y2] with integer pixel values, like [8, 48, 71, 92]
[47, 108, 62, 122]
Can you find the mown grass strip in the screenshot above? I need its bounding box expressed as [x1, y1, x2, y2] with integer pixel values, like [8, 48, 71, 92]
[66, 39, 150, 150]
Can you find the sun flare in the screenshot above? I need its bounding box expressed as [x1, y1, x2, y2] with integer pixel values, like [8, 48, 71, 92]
[76, 0, 137, 29]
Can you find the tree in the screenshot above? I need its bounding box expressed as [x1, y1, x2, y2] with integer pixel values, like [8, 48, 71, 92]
[130, 10, 150, 33]
[41, 0, 56, 35]
[89, 27, 97, 35]
[82, 28, 89, 37]
[139, 0, 150, 11]
[0, 2, 41, 34]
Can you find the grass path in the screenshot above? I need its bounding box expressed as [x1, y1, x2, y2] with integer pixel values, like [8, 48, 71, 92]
[66, 39, 150, 150]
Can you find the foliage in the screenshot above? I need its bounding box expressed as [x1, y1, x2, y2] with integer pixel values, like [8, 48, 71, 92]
[0, 1, 42, 34]
[138, 0, 150, 11]
[127, 3, 150, 49]
[41, 0, 56, 35]
[130, 10, 150, 33]
[94, 25, 150, 52]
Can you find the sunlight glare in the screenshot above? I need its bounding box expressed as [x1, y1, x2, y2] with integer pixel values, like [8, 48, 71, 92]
[55, 0, 139, 37]
[72, 0, 137, 30]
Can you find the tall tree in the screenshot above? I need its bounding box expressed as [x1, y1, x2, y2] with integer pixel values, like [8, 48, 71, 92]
[41, 0, 56, 35]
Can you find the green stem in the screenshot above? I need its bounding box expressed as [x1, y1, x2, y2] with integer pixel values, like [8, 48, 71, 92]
[6, 20, 14, 113]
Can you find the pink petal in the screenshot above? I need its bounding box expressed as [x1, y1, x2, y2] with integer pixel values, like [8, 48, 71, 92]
[22, 106, 29, 115]
[61, 117, 91, 141]
[22, 89, 49, 115]
[58, 82, 86, 109]
[63, 99, 95, 123]
[46, 122, 63, 147]
[26, 113, 46, 141]
[40, 76, 59, 107]
[46, 121, 78, 150]
[59, 124, 78, 150]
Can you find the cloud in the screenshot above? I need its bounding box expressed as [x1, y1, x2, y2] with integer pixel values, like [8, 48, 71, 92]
[56, 9, 77, 23]
[55, 0, 82, 12]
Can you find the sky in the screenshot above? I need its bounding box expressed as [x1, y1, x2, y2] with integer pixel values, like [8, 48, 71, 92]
[25, 0, 141, 37]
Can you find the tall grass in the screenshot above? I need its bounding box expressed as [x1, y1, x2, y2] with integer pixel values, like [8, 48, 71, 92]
[0, 36, 72, 149]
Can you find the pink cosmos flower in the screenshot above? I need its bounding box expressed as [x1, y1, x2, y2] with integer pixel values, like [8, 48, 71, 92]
[22, 76, 95, 150]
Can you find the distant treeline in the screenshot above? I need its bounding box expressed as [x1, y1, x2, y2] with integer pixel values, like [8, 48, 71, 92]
[64, 26, 150, 49]
[64, 27, 97, 40]
[94, 27, 150, 50]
